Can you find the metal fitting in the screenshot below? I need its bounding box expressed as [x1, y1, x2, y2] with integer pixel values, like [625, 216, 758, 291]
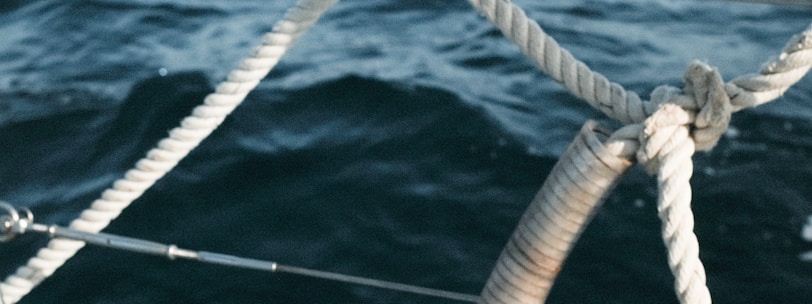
[0, 201, 33, 242]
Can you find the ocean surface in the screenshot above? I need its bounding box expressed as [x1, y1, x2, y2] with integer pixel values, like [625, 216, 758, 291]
[1, 1, 811, 303]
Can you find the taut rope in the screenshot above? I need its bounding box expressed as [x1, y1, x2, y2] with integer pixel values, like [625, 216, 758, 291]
[2, 1, 811, 303]
[467, 0, 812, 303]
[0, 1, 336, 303]
[479, 121, 637, 303]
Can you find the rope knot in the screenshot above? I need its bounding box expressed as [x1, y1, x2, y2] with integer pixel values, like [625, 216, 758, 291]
[683, 61, 732, 151]
[636, 61, 732, 173]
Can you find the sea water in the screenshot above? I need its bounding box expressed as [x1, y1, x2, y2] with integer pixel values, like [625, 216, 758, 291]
[1, 1, 811, 303]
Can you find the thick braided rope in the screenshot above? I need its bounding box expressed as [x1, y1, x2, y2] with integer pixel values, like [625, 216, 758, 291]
[468, 0, 812, 303]
[638, 104, 711, 304]
[0, 1, 336, 303]
[656, 135, 711, 304]
[468, 0, 812, 122]
[631, 63, 729, 304]
[727, 24, 812, 110]
[466, 0, 651, 124]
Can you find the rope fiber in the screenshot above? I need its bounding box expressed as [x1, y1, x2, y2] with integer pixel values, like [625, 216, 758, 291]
[0, 1, 337, 303]
[467, 0, 812, 303]
[2, 0, 811, 303]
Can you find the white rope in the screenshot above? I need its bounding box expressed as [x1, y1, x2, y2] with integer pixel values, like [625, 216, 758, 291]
[467, 0, 812, 303]
[2, 1, 809, 303]
[467, 0, 812, 122]
[0, 204, 480, 303]
[0, 1, 336, 303]
[638, 104, 712, 304]
[727, 25, 812, 110]
[632, 62, 734, 303]
[466, 0, 652, 125]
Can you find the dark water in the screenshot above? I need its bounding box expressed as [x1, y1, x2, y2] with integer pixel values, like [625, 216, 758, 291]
[1, 1, 812, 303]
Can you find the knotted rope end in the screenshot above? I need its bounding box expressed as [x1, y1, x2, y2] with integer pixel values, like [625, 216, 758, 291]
[684, 61, 732, 151]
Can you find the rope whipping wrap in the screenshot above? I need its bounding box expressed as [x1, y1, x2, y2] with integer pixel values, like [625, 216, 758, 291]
[480, 121, 635, 304]
[468, 0, 812, 303]
[0, 1, 336, 303]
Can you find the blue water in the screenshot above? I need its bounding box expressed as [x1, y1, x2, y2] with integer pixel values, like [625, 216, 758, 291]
[1, 1, 811, 303]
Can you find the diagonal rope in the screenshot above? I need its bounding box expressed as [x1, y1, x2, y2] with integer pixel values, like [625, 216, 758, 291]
[467, 0, 812, 122]
[467, 1, 812, 303]
[727, 25, 812, 109]
[0, 1, 337, 303]
[2, 1, 809, 303]
[467, 0, 651, 124]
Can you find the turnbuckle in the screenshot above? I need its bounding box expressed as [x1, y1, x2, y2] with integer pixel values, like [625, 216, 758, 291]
[0, 201, 33, 242]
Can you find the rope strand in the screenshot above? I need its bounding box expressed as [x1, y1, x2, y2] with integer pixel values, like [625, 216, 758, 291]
[0, 1, 337, 303]
[467, 0, 650, 124]
[466, 0, 812, 303]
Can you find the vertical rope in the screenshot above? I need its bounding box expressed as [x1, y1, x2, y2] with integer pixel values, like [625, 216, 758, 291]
[0, 1, 337, 303]
[467, 0, 812, 121]
[639, 105, 712, 304]
[466, 0, 812, 303]
[656, 140, 711, 304]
